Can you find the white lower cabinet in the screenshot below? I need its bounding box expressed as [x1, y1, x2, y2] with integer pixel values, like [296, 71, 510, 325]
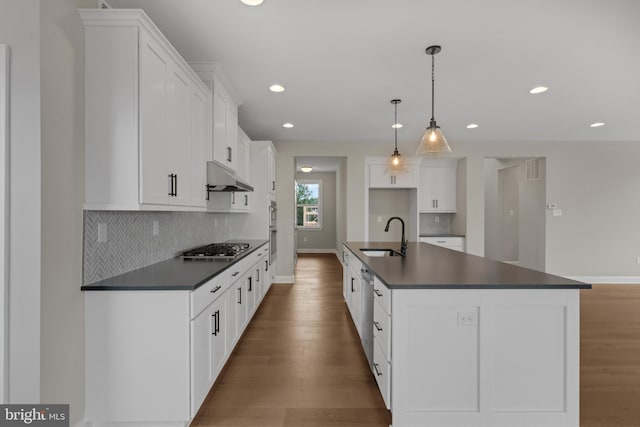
[85, 243, 269, 426]
[419, 236, 465, 252]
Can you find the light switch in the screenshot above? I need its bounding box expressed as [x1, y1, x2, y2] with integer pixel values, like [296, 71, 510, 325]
[553, 209, 563, 217]
[377, 216, 382, 223]
[153, 220, 159, 236]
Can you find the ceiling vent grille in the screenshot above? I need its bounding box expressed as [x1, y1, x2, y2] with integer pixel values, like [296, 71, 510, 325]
[525, 158, 540, 181]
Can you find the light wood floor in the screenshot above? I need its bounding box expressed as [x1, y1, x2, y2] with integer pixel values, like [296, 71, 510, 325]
[192, 253, 390, 426]
[580, 284, 640, 427]
[193, 256, 640, 426]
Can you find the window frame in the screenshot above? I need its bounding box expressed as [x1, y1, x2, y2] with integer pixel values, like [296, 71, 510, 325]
[295, 179, 323, 230]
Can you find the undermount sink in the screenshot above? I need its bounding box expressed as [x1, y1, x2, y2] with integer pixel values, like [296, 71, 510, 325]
[360, 248, 403, 257]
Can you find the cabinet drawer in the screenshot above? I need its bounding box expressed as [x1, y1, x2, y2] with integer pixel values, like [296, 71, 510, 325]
[190, 271, 230, 319]
[348, 251, 362, 274]
[373, 338, 391, 410]
[373, 300, 391, 361]
[373, 276, 391, 315]
[419, 236, 465, 252]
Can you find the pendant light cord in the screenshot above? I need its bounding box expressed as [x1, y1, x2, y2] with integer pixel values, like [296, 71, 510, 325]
[394, 101, 398, 150]
[431, 54, 435, 122]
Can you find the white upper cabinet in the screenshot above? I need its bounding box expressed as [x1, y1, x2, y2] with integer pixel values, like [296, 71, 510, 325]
[266, 143, 276, 198]
[419, 160, 457, 212]
[81, 9, 209, 211]
[366, 158, 420, 189]
[191, 63, 238, 173]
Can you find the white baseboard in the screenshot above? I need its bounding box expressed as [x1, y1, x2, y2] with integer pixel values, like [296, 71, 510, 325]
[296, 249, 338, 255]
[274, 275, 295, 284]
[568, 276, 640, 284]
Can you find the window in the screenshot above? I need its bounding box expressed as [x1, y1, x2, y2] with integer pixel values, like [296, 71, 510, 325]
[296, 180, 322, 228]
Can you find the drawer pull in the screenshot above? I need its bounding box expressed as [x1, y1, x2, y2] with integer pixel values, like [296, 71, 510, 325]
[210, 285, 222, 294]
[232, 271, 240, 277]
[351, 277, 355, 292]
[374, 363, 383, 376]
[373, 289, 383, 297]
[373, 321, 383, 332]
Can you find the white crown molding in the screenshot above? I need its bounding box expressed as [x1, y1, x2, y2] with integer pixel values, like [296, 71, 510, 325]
[188, 61, 243, 107]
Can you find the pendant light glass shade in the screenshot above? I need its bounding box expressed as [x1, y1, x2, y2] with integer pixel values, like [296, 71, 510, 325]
[417, 120, 451, 155]
[386, 99, 409, 174]
[416, 45, 451, 155]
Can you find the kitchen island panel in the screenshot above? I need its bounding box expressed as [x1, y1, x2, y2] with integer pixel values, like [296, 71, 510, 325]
[392, 288, 579, 427]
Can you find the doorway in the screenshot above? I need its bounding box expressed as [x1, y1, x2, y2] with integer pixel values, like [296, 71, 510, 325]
[498, 166, 519, 263]
[484, 158, 546, 271]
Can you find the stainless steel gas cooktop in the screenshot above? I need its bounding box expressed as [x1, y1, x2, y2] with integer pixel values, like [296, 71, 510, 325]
[180, 243, 251, 259]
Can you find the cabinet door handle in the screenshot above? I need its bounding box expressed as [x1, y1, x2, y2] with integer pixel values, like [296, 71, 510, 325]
[174, 174, 178, 196]
[265, 260, 269, 272]
[351, 277, 355, 292]
[232, 271, 240, 277]
[373, 289, 383, 297]
[210, 285, 222, 294]
[211, 311, 218, 336]
[248, 277, 252, 292]
[374, 363, 383, 376]
[231, 192, 235, 204]
[256, 269, 260, 282]
[435, 199, 438, 208]
[227, 146, 232, 162]
[215, 310, 220, 334]
[237, 287, 242, 304]
[373, 321, 383, 331]
[244, 195, 248, 206]
[168, 174, 174, 196]
[272, 181, 275, 191]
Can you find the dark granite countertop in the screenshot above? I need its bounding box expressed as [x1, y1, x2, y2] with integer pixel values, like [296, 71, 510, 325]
[344, 241, 590, 290]
[82, 240, 268, 291]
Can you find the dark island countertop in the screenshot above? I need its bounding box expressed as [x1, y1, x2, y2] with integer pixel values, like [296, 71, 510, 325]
[344, 241, 591, 290]
[82, 240, 268, 291]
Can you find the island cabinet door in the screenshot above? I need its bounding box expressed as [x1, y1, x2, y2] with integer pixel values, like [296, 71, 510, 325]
[390, 289, 580, 427]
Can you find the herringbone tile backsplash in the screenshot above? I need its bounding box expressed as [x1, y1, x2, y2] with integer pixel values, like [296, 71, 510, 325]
[83, 211, 229, 284]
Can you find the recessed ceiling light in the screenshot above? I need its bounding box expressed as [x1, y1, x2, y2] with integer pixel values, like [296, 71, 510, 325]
[241, 0, 263, 5]
[529, 86, 548, 94]
[392, 123, 403, 129]
[466, 123, 479, 129]
[300, 166, 313, 173]
[590, 122, 605, 128]
[269, 84, 285, 93]
[282, 123, 294, 128]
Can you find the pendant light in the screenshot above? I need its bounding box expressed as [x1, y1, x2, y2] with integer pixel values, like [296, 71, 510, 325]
[416, 45, 451, 155]
[386, 99, 409, 174]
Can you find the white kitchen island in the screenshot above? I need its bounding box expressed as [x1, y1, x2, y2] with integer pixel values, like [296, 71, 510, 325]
[343, 242, 590, 427]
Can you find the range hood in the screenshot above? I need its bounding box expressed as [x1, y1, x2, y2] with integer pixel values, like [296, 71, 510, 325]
[206, 161, 254, 192]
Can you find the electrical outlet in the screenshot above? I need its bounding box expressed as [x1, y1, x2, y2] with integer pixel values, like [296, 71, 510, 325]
[97, 223, 108, 243]
[457, 311, 477, 326]
[552, 208, 562, 217]
[377, 216, 382, 223]
[435, 215, 440, 224]
[303, 237, 308, 242]
[153, 220, 159, 236]
[636, 256, 640, 265]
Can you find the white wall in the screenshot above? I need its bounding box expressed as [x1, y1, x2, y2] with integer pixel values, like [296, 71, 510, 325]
[295, 171, 336, 251]
[0, 0, 42, 403]
[275, 139, 640, 280]
[40, 2, 85, 424]
[335, 158, 347, 253]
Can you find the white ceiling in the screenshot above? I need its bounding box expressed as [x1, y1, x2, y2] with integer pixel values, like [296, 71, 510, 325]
[108, 0, 640, 146]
